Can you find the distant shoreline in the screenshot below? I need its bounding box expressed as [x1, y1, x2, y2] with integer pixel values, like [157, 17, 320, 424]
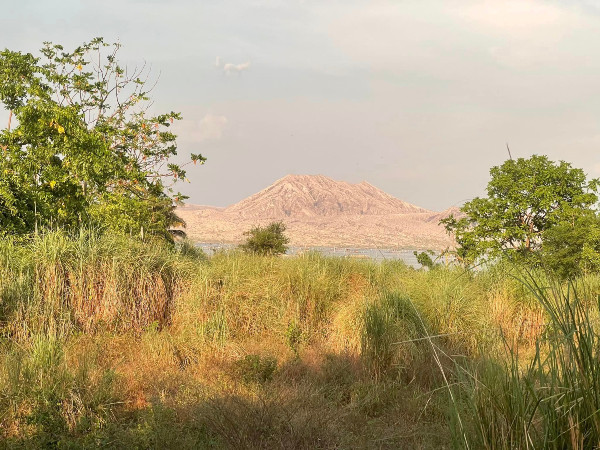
[195, 242, 442, 267]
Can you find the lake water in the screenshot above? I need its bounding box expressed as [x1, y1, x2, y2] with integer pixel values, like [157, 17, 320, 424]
[196, 243, 435, 268]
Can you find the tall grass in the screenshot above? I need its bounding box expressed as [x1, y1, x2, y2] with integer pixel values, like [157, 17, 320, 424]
[172, 250, 386, 353]
[0, 335, 119, 447]
[361, 292, 426, 381]
[3, 230, 584, 448]
[453, 270, 600, 449]
[0, 230, 198, 340]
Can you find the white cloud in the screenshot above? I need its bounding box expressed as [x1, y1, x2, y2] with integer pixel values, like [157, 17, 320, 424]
[223, 61, 251, 74]
[198, 114, 228, 141]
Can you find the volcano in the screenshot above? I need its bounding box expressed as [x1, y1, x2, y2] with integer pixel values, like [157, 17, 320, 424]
[176, 175, 456, 250]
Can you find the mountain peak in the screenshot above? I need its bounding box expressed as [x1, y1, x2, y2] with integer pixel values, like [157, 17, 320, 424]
[277, 174, 329, 184]
[225, 174, 430, 218]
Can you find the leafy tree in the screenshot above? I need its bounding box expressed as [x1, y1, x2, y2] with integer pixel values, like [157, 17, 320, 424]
[442, 155, 599, 264]
[0, 38, 205, 238]
[541, 211, 600, 279]
[240, 221, 289, 255]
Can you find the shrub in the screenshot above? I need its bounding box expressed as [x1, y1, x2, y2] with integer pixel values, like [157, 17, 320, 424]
[175, 239, 207, 261]
[240, 222, 289, 255]
[413, 250, 437, 270]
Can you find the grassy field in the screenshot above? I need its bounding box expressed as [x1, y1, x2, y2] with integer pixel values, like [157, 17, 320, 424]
[1, 231, 599, 449]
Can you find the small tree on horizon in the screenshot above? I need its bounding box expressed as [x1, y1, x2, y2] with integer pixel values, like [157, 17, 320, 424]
[240, 221, 289, 255]
[413, 250, 437, 270]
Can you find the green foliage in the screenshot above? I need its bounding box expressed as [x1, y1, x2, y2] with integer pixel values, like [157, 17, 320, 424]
[541, 211, 600, 279]
[442, 155, 599, 264]
[1, 336, 119, 447]
[14, 229, 600, 447]
[175, 238, 207, 261]
[0, 38, 204, 238]
[413, 250, 436, 269]
[240, 221, 289, 255]
[111, 402, 220, 449]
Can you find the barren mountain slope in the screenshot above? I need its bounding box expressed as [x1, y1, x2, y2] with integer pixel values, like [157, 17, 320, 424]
[425, 206, 464, 223]
[226, 174, 430, 218]
[177, 175, 456, 250]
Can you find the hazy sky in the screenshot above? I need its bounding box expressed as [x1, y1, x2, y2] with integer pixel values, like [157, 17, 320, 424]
[3, 0, 600, 211]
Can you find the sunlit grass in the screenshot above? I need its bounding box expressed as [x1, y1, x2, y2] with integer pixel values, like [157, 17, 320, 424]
[2, 230, 596, 448]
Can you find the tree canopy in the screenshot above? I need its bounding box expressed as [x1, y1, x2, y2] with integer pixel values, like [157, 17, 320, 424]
[0, 38, 205, 239]
[442, 155, 599, 266]
[240, 222, 290, 256]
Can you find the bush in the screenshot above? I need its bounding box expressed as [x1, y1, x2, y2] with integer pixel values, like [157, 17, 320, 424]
[175, 239, 207, 261]
[240, 221, 289, 255]
[413, 250, 437, 270]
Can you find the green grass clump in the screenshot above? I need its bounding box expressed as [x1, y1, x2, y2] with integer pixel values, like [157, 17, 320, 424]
[361, 292, 425, 380]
